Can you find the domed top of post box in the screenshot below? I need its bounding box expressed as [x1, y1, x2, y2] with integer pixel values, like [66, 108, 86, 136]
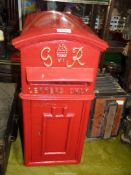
[13, 11, 108, 51]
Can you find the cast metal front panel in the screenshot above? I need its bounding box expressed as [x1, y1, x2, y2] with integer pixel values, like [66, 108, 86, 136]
[31, 100, 83, 162]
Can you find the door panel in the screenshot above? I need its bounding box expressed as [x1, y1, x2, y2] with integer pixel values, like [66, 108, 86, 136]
[42, 117, 71, 154]
[31, 100, 84, 162]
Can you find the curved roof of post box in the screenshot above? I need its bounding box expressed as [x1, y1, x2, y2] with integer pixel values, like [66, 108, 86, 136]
[12, 11, 108, 51]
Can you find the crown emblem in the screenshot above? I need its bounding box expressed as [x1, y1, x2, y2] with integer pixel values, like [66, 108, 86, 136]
[57, 44, 68, 59]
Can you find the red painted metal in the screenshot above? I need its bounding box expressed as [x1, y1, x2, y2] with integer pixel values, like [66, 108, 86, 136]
[12, 11, 108, 166]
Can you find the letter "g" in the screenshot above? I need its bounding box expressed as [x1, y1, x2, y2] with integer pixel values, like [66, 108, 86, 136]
[41, 47, 52, 67]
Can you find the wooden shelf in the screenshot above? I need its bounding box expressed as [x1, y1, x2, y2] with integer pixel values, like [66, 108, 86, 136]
[43, 0, 109, 5]
[107, 46, 124, 53]
[0, 59, 20, 66]
[107, 41, 126, 53]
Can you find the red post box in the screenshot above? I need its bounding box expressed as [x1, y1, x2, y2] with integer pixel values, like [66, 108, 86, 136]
[13, 11, 108, 166]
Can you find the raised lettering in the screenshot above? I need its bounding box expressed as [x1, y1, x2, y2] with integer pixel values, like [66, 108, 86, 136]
[41, 47, 52, 67]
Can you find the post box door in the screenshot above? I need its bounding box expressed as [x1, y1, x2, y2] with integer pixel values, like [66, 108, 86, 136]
[30, 99, 84, 163]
